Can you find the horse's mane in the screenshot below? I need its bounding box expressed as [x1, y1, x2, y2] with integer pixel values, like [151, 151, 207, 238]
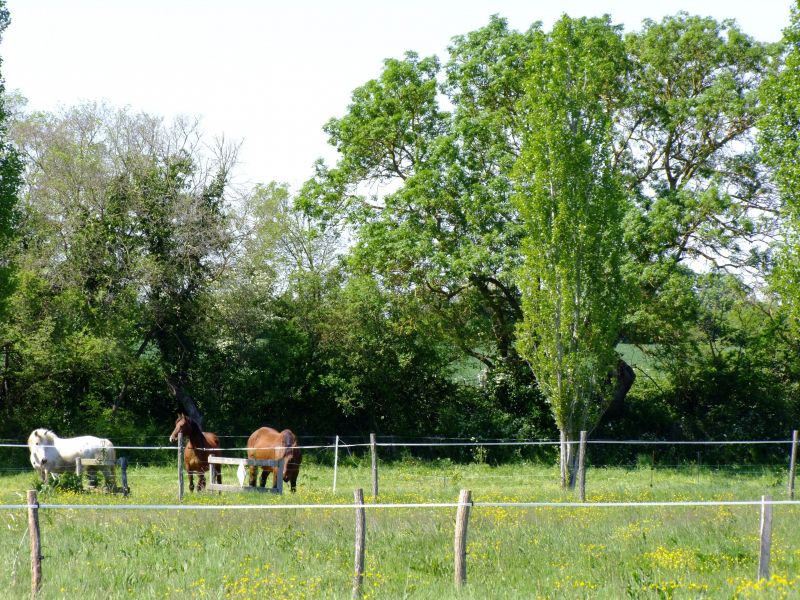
[178, 413, 200, 429]
[30, 428, 55, 443]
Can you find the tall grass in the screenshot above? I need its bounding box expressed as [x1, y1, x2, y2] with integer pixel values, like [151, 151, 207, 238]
[0, 460, 798, 599]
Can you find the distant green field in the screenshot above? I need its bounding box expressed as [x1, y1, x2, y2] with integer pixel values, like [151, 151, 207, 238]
[451, 344, 663, 388]
[0, 460, 797, 599]
[616, 343, 664, 382]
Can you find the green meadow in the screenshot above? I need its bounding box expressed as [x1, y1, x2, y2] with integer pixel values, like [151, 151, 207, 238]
[0, 460, 798, 599]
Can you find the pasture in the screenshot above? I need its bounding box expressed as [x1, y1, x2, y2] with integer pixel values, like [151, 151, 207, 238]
[0, 458, 798, 599]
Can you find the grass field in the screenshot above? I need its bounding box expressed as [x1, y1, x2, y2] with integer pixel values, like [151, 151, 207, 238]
[0, 458, 798, 599]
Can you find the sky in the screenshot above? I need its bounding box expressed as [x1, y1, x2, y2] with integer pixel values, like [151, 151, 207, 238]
[1, 0, 793, 190]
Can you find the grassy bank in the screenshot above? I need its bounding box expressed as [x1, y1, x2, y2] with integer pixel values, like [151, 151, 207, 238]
[0, 460, 798, 599]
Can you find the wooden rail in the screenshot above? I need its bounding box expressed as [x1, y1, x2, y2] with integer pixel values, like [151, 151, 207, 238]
[207, 455, 285, 494]
[75, 456, 129, 495]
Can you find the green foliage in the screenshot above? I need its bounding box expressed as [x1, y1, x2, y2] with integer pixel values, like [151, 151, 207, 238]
[0, 104, 234, 438]
[597, 274, 798, 463]
[622, 13, 776, 344]
[0, 1, 22, 319]
[199, 264, 467, 437]
[760, 1, 800, 344]
[759, 1, 800, 212]
[33, 471, 84, 495]
[513, 15, 628, 440]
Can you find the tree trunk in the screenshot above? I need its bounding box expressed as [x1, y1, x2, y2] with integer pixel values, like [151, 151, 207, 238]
[559, 429, 567, 489]
[112, 329, 154, 415]
[165, 374, 204, 427]
[594, 359, 636, 432]
[607, 358, 636, 419]
[559, 428, 580, 489]
[1, 343, 9, 415]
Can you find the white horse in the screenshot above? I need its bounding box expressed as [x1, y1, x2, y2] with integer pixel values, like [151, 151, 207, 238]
[27, 428, 116, 486]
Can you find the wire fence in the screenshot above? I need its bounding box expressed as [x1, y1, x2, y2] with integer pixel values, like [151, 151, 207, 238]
[5, 434, 797, 597]
[2, 436, 795, 451]
[4, 497, 800, 511]
[5, 434, 797, 596]
[1, 434, 797, 473]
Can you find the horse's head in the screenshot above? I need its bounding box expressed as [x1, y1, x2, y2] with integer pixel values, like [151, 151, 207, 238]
[169, 413, 191, 443]
[280, 429, 302, 489]
[27, 428, 55, 470]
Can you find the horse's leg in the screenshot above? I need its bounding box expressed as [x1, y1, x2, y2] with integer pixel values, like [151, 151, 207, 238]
[216, 464, 222, 485]
[198, 470, 206, 492]
[105, 465, 116, 490]
[271, 466, 279, 490]
[249, 465, 257, 487]
[87, 468, 98, 488]
[260, 468, 269, 488]
[189, 471, 195, 493]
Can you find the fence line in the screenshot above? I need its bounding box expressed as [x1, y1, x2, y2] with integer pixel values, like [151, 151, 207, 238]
[17, 487, 785, 597]
[1, 438, 795, 451]
[3, 498, 800, 512]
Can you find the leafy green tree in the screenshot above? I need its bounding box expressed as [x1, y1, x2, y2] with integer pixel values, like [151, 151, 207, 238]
[622, 13, 776, 345]
[301, 22, 552, 437]
[120, 147, 233, 423]
[204, 181, 468, 439]
[4, 104, 235, 434]
[0, 1, 22, 417]
[760, 1, 800, 344]
[303, 12, 776, 444]
[0, 0, 22, 318]
[201, 181, 344, 434]
[513, 15, 628, 485]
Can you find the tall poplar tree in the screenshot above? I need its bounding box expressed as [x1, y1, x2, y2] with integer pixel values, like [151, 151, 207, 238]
[513, 15, 628, 486]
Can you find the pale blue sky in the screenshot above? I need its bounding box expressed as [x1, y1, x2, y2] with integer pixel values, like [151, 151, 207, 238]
[2, 0, 792, 189]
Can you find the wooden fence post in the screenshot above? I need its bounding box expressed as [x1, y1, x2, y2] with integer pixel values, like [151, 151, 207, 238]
[27, 490, 42, 599]
[209, 462, 217, 494]
[178, 432, 184, 501]
[119, 456, 129, 496]
[758, 495, 773, 581]
[276, 456, 284, 495]
[578, 431, 587, 502]
[559, 430, 567, 489]
[454, 489, 472, 590]
[352, 488, 365, 599]
[370, 433, 378, 501]
[789, 431, 798, 500]
[75, 456, 82, 478]
[333, 435, 340, 494]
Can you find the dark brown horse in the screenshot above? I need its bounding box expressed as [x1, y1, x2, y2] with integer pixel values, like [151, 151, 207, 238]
[246, 427, 302, 492]
[169, 413, 221, 492]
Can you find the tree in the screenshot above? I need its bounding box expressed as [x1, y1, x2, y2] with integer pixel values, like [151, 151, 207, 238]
[202, 181, 347, 433]
[301, 24, 552, 437]
[0, 0, 22, 318]
[4, 103, 236, 433]
[0, 1, 22, 418]
[760, 1, 800, 344]
[513, 15, 628, 486]
[621, 13, 777, 347]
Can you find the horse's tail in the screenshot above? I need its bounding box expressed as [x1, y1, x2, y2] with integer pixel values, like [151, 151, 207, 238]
[280, 429, 296, 459]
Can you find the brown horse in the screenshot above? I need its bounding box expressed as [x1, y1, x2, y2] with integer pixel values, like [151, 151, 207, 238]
[168, 413, 221, 492]
[246, 427, 302, 492]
